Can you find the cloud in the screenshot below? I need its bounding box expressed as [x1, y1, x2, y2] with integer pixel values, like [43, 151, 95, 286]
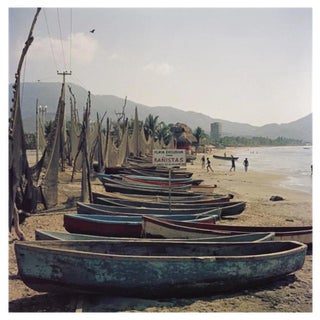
[143, 62, 174, 76]
[108, 53, 122, 61]
[28, 32, 99, 69]
[68, 33, 99, 64]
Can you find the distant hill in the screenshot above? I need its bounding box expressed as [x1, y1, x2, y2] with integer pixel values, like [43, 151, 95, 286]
[9, 82, 312, 143]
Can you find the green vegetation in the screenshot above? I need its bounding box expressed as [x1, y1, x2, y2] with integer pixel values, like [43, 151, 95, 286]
[193, 127, 205, 145]
[218, 136, 304, 147]
[155, 122, 173, 145]
[24, 133, 36, 149]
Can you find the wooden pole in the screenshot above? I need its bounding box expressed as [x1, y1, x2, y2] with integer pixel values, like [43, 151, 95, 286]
[57, 71, 72, 171]
[169, 167, 172, 214]
[36, 99, 39, 163]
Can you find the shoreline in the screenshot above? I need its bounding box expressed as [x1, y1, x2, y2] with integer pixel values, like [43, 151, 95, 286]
[191, 153, 312, 226]
[206, 146, 313, 195]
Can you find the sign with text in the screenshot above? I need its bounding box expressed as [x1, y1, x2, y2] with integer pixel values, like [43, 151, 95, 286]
[152, 149, 186, 167]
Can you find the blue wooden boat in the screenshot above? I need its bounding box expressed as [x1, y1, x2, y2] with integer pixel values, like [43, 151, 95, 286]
[92, 191, 232, 204]
[97, 173, 195, 185]
[15, 239, 307, 297]
[95, 197, 246, 217]
[76, 201, 222, 219]
[102, 181, 202, 197]
[104, 166, 193, 178]
[35, 229, 275, 242]
[100, 175, 192, 191]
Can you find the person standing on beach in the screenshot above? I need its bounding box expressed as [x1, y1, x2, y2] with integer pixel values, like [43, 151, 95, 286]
[206, 157, 213, 172]
[201, 155, 205, 169]
[230, 155, 236, 172]
[243, 158, 249, 172]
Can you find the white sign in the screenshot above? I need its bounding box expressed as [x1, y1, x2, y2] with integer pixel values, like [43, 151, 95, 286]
[152, 149, 186, 167]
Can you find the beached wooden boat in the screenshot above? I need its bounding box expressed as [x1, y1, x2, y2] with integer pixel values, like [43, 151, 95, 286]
[104, 166, 193, 178]
[35, 229, 275, 243]
[92, 191, 232, 204]
[122, 174, 204, 186]
[129, 167, 194, 179]
[101, 175, 192, 191]
[142, 215, 244, 238]
[98, 173, 195, 185]
[98, 173, 192, 186]
[64, 214, 143, 237]
[63, 213, 218, 238]
[15, 239, 307, 297]
[96, 197, 246, 217]
[76, 201, 221, 219]
[213, 155, 239, 161]
[142, 216, 313, 245]
[102, 181, 205, 197]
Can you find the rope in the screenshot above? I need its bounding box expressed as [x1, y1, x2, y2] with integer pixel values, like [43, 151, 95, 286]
[69, 8, 73, 71]
[56, 8, 67, 71]
[43, 9, 58, 72]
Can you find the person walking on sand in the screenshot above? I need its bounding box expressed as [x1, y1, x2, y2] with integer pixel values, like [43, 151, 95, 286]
[206, 157, 213, 172]
[230, 155, 236, 172]
[201, 155, 205, 169]
[243, 158, 249, 172]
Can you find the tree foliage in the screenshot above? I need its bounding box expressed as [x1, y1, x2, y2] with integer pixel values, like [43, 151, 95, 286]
[144, 114, 159, 140]
[218, 136, 304, 147]
[155, 121, 173, 145]
[193, 126, 205, 145]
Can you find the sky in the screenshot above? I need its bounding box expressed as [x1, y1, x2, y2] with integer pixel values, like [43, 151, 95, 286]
[5, 1, 318, 127]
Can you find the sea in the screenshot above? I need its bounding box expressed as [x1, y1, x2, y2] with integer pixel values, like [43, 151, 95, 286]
[230, 146, 313, 194]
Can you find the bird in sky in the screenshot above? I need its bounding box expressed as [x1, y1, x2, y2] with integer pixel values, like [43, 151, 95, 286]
[90, 29, 95, 33]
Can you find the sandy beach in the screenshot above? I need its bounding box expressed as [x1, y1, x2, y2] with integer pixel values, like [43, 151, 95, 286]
[8, 150, 312, 312]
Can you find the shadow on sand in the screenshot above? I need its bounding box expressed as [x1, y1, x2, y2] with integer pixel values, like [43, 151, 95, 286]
[9, 274, 299, 312]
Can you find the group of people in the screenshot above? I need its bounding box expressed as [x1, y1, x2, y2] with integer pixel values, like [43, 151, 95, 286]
[201, 154, 249, 172]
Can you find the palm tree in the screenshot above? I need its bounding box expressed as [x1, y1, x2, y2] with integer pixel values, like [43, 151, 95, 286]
[193, 126, 205, 146]
[144, 114, 159, 140]
[155, 121, 172, 145]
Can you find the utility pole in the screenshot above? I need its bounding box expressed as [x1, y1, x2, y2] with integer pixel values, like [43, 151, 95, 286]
[57, 70, 72, 171]
[36, 98, 39, 163]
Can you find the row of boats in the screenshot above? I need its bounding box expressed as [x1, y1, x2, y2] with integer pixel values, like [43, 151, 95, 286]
[15, 165, 312, 298]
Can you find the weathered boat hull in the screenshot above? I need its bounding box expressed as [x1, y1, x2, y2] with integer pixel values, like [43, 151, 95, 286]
[77, 201, 222, 219]
[35, 229, 275, 242]
[64, 214, 143, 237]
[96, 197, 246, 217]
[100, 175, 192, 191]
[92, 191, 232, 204]
[63, 213, 219, 238]
[103, 181, 202, 196]
[15, 240, 307, 297]
[185, 222, 313, 246]
[142, 216, 312, 245]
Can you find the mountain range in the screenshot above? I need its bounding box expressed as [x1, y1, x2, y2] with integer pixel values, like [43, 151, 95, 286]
[9, 82, 312, 143]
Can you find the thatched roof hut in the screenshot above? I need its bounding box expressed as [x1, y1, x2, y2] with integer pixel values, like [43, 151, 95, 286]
[170, 123, 196, 150]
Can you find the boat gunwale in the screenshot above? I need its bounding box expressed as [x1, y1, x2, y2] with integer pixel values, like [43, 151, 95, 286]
[15, 240, 307, 261]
